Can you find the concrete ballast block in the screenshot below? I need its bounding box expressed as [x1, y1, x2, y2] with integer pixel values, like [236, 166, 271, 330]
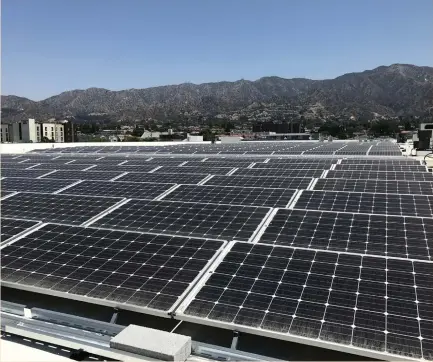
[110, 324, 191, 361]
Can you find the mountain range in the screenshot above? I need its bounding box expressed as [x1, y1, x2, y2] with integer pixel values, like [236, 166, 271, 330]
[2, 64, 433, 123]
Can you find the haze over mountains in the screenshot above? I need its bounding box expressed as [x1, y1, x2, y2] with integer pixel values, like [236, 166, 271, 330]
[2, 64, 433, 123]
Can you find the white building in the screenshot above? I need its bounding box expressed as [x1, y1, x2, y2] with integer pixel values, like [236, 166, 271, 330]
[0, 124, 12, 142]
[6, 119, 37, 143]
[36, 122, 65, 142]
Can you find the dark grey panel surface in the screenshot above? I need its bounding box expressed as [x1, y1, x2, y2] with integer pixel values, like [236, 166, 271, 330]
[258, 209, 433, 260]
[1, 224, 223, 312]
[162, 185, 297, 208]
[41, 170, 123, 181]
[326, 170, 433, 181]
[1, 169, 55, 178]
[116, 172, 208, 184]
[1, 177, 76, 193]
[203, 175, 312, 189]
[1, 192, 122, 225]
[92, 199, 270, 241]
[60, 180, 174, 199]
[1, 218, 39, 242]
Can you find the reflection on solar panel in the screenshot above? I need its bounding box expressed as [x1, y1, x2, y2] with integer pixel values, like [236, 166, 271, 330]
[326, 170, 433, 181]
[233, 169, 324, 178]
[1, 177, 76, 193]
[258, 209, 432, 260]
[182, 242, 432, 360]
[41, 170, 123, 181]
[60, 180, 175, 199]
[203, 175, 312, 189]
[155, 166, 233, 175]
[335, 164, 427, 172]
[92, 199, 270, 241]
[313, 178, 433, 196]
[162, 185, 297, 208]
[1, 218, 39, 242]
[1, 169, 54, 178]
[116, 172, 208, 184]
[33, 163, 96, 170]
[1, 192, 122, 225]
[0, 224, 224, 313]
[294, 190, 433, 217]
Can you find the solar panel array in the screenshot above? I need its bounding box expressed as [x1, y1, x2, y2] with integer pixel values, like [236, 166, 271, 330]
[1, 140, 433, 361]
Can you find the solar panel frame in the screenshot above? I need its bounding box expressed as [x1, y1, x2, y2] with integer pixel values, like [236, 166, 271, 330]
[1, 169, 57, 178]
[176, 242, 433, 361]
[40, 170, 125, 181]
[155, 166, 235, 175]
[0, 224, 226, 317]
[232, 169, 324, 178]
[32, 163, 97, 171]
[334, 164, 427, 172]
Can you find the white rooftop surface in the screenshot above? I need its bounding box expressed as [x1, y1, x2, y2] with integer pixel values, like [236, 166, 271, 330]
[0, 339, 72, 362]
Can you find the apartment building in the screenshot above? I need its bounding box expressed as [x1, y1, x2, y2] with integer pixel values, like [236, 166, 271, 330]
[1, 119, 77, 143]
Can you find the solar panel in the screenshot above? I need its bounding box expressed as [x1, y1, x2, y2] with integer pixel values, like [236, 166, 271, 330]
[180, 242, 432, 360]
[1, 169, 55, 178]
[1, 191, 15, 199]
[1, 162, 39, 169]
[252, 164, 331, 170]
[335, 164, 427, 172]
[124, 159, 185, 166]
[41, 170, 124, 181]
[202, 175, 313, 189]
[266, 159, 337, 164]
[60, 180, 175, 199]
[0, 224, 224, 314]
[232, 169, 324, 178]
[340, 159, 420, 165]
[162, 185, 297, 208]
[294, 190, 433, 218]
[313, 178, 433, 196]
[1, 218, 40, 242]
[184, 161, 254, 168]
[155, 166, 233, 175]
[326, 170, 433, 181]
[1, 177, 77, 193]
[1, 192, 123, 225]
[92, 199, 271, 241]
[32, 163, 97, 170]
[91, 164, 159, 172]
[116, 172, 208, 184]
[257, 209, 432, 260]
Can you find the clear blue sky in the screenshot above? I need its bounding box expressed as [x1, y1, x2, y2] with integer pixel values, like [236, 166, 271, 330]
[2, 0, 433, 100]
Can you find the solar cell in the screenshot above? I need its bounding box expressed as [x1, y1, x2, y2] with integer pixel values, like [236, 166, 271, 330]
[92, 199, 271, 241]
[326, 170, 433, 181]
[294, 190, 433, 217]
[334, 164, 427, 172]
[162, 185, 297, 208]
[258, 209, 433, 260]
[116, 172, 208, 184]
[0, 224, 224, 313]
[232, 169, 324, 178]
[202, 175, 312, 189]
[1, 169, 55, 178]
[60, 180, 175, 199]
[1, 218, 39, 242]
[1, 191, 15, 199]
[155, 166, 233, 175]
[181, 242, 433, 360]
[1, 192, 123, 225]
[313, 178, 433, 196]
[41, 170, 124, 181]
[1, 177, 77, 193]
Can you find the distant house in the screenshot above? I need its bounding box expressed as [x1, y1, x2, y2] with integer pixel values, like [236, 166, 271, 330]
[140, 131, 160, 139]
